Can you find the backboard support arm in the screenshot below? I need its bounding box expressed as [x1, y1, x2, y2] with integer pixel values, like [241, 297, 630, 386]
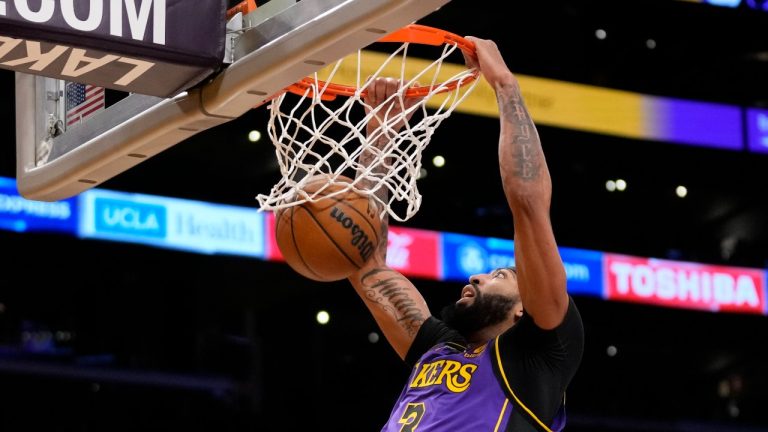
[16, 0, 452, 201]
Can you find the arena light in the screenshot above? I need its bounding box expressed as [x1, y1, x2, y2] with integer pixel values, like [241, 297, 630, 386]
[595, 29, 607, 40]
[248, 130, 262, 143]
[316, 310, 330, 325]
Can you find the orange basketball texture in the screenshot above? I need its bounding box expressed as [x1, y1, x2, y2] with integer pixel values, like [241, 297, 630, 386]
[275, 175, 382, 281]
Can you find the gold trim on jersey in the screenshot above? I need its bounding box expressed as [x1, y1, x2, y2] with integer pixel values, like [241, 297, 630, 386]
[493, 398, 510, 432]
[493, 336, 554, 432]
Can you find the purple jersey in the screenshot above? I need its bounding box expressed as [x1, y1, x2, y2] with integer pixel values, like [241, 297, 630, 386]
[382, 339, 565, 432]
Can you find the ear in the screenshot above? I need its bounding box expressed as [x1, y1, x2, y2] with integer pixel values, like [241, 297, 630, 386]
[512, 307, 524, 323]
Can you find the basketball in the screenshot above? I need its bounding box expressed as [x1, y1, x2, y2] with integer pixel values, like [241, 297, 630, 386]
[275, 175, 382, 282]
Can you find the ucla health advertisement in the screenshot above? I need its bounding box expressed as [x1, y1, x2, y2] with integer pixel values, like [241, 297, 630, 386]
[78, 189, 265, 258]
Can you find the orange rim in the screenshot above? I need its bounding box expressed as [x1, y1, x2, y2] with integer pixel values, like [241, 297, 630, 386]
[285, 24, 479, 100]
[227, 0, 257, 19]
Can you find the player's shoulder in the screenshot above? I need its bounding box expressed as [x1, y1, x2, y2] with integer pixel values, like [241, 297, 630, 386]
[404, 316, 466, 366]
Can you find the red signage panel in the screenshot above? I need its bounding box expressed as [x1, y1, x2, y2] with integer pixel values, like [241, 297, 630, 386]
[605, 254, 765, 314]
[265, 211, 284, 262]
[386, 226, 441, 280]
[266, 212, 441, 279]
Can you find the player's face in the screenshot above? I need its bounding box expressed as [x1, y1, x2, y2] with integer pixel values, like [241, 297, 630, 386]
[458, 268, 519, 307]
[441, 268, 520, 337]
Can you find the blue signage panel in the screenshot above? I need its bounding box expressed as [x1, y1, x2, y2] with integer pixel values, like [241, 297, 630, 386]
[93, 198, 167, 239]
[703, 0, 742, 7]
[441, 232, 604, 297]
[0, 177, 77, 234]
[685, 0, 768, 11]
[79, 189, 265, 258]
[441, 233, 515, 279]
[746, 108, 768, 154]
[558, 246, 605, 298]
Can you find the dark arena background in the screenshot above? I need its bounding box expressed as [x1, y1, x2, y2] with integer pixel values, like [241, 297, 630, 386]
[2, 0, 768, 431]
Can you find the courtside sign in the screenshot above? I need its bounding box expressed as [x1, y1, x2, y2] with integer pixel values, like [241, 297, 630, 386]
[605, 254, 765, 314]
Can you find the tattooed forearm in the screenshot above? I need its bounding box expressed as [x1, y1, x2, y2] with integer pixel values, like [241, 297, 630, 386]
[358, 152, 377, 174]
[376, 221, 389, 259]
[357, 136, 391, 196]
[361, 268, 425, 336]
[357, 134, 392, 262]
[499, 84, 541, 181]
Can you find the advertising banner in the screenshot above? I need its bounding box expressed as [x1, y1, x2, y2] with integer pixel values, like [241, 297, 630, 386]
[0, 0, 226, 96]
[386, 226, 441, 280]
[451, 72, 742, 150]
[441, 232, 604, 297]
[79, 189, 265, 257]
[605, 254, 766, 314]
[265, 213, 441, 280]
[441, 232, 516, 279]
[558, 246, 605, 297]
[0, 176, 77, 234]
[746, 108, 768, 154]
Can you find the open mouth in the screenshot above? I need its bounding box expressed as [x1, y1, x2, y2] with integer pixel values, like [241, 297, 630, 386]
[457, 285, 477, 304]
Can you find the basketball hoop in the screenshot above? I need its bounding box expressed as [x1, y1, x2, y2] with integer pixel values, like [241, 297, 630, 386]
[256, 24, 480, 222]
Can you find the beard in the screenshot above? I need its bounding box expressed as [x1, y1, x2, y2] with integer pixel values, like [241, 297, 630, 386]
[441, 290, 518, 338]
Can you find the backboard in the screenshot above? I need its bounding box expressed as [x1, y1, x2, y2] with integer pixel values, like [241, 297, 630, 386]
[14, 0, 452, 201]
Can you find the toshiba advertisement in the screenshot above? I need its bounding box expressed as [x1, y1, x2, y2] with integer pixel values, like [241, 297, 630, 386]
[605, 254, 766, 314]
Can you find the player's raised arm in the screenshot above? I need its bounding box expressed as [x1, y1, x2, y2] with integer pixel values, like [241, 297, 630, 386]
[466, 37, 569, 330]
[347, 78, 430, 360]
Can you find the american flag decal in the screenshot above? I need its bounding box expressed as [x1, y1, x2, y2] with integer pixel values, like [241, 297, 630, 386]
[65, 82, 105, 127]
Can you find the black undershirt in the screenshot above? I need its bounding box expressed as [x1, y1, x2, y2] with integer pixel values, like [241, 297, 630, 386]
[404, 296, 584, 431]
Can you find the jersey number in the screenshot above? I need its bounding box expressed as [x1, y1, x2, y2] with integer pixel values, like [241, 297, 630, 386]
[398, 402, 425, 432]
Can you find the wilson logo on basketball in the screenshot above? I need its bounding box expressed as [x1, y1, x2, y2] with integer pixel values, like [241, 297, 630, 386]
[330, 206, 375, 262]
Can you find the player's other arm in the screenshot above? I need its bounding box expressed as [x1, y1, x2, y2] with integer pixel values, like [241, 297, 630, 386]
[468, 37, 568, 330]
[347, 77, 430, 360]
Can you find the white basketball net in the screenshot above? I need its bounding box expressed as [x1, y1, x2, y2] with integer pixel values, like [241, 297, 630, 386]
[256, 38, 479, 222]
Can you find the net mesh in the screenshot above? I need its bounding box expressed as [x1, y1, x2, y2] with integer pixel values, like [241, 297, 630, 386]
[256, 36, 479, 222]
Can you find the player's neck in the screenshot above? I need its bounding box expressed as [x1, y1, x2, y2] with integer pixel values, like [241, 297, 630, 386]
[466, 320, 516, 345]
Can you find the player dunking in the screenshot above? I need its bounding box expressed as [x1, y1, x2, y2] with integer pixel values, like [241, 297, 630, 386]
[348, 36, 584, 431]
